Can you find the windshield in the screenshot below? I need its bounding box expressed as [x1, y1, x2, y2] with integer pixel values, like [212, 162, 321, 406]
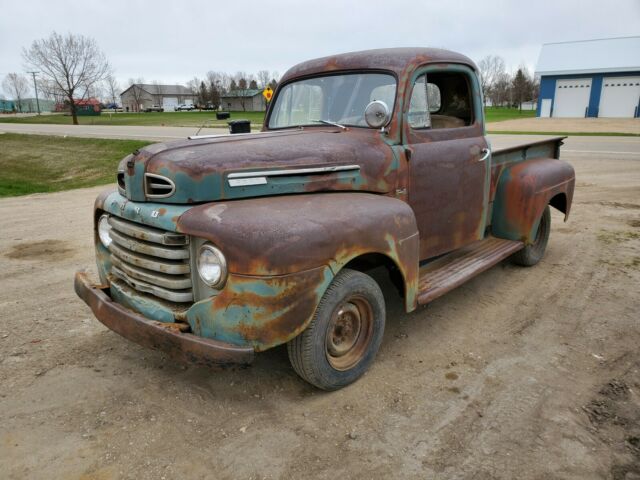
[268, 72, 396, 129]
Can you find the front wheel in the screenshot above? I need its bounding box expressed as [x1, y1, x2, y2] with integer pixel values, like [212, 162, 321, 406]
[510, 205, 551, 266]
[287, 268, 386, 390]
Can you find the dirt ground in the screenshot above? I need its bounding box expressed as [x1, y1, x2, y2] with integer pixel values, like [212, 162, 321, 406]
[1, 136, 639, 479]
[487, 117, 640, 134]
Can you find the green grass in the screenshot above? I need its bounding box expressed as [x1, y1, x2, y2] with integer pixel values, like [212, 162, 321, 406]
[488, 130, 640, 137]
[0, 133, 150, 197]
[0, 111, 266, 128]
[484, 107, 537, 123]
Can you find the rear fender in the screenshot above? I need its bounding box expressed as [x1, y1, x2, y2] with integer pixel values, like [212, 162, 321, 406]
[492, 158, 575, 243]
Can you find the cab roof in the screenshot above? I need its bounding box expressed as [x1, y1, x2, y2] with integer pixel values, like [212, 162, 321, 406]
[280, 47, 477, 83]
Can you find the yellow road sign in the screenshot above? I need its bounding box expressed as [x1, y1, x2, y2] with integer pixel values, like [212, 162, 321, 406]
[263, 87, 273, 102]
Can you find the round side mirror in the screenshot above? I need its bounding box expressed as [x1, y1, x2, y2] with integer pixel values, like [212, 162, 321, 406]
[364, 100, 391, 129]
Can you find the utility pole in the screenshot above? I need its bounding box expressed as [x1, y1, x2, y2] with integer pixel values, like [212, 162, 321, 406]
[27, 71, 41, 115]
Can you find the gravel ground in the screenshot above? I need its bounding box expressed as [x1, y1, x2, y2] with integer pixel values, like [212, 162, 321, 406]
[0, 136, 639, 480]
[487, 117, 640, 134]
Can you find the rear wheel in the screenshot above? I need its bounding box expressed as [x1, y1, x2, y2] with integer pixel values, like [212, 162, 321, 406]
[510, 205, 551, 266]
[287, 269, 385, 390]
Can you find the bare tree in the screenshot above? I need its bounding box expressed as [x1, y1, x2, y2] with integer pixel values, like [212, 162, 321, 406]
[23, 32, 109, 124]
[125, 77, 145, 112]
[104, 73, 120, 106]
[2, 73, 30, 112]
[151, 79, 166, 107]
[488, 71, 513, 108]
[477, 55, 505, 106]
[257, 70, 270, 88]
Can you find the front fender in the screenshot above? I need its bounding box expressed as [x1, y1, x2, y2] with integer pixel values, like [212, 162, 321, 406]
[177, 192, 420, 322]
[492, 158, 575, 243]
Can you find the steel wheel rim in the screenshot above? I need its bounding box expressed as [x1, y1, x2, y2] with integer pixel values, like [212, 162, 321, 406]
[325, 295, 374, 371]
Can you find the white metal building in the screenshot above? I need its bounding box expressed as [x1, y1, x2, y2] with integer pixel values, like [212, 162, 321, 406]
[535, 36, 640, 118]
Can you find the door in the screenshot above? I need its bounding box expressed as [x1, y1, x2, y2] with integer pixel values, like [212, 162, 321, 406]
[540, 98, 552, 117]
[404, 68, 489, 260]
[553, 78, 591, 117]
[599, 77, 640, 117]
[162, 97, 178, 111]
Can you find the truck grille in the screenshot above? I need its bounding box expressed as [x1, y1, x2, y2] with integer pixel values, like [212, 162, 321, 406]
[106, 216, 193, 303]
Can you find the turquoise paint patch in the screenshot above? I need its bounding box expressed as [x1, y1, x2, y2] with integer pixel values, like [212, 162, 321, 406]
[101, 191, 192, 232]
[110, 281, 176, 323]
[186, 267, 334, 349]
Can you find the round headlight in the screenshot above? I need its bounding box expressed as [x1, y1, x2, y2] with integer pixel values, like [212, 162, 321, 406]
[98, 214, 112, 247]
[197, 244, 227, 288]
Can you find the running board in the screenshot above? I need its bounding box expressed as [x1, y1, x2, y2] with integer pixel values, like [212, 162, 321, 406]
[417, 237, 523, 305]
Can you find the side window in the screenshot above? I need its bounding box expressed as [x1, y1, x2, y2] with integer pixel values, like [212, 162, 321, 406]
[408, 75, 430, 128]
[408, 71, 474, 130]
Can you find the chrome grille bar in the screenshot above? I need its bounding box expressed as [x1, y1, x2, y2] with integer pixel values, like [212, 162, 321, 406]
[106, 215, 193, 303]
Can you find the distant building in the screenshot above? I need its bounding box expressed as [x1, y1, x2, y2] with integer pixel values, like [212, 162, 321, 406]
[120, 84, 196, 112]
[55, 97, 101, 115]
[0, 99, 15, 112]
[535, 36, 640, 118]
[0, 98, 55, 113]
[220, 89, 265, 111]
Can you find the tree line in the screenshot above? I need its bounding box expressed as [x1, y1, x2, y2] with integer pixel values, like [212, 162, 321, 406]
[3, 31, 541, 123]
[477, 55, 539, 110]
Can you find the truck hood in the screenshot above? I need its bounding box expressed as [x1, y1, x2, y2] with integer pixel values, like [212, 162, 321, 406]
[120, 128, 398, 204]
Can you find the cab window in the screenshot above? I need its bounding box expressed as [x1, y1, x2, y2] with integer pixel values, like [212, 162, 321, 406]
[408, 71, 473, 129]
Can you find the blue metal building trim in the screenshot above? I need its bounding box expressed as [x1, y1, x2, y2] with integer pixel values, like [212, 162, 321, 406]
[537, 70, 640, 117]
[537, 77, 556, 116]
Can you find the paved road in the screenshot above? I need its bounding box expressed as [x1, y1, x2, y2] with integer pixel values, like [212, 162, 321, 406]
[0, 122, 229, 141]
[2, 121, 640, 155]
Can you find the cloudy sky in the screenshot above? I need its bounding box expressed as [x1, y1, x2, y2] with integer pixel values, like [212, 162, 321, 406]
[1, 0, 639, 95]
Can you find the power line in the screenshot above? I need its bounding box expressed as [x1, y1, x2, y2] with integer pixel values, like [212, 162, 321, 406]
[26, 71, 41, 115]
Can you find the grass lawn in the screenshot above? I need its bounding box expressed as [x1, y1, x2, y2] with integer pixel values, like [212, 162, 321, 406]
[484, 107, 537, 123]
[0, 133, 150, 197]
[0, 111, 266, 128]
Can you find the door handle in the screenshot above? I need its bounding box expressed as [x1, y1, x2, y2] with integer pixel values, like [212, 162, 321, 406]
[479, 148, 491, 162]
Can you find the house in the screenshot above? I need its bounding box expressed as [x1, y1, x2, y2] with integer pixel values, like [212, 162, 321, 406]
[54, 97, 101, 115]
[120, 84, 196, 112]
[220, 89, 265, 111]
[535, 36, 640, 118]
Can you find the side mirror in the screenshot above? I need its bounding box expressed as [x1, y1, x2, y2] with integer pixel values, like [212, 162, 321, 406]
[364, 100, 391, 129]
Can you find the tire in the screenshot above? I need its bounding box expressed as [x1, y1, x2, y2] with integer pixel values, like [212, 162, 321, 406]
[510, 205, 551, 266]
[287, 268, 386, 391]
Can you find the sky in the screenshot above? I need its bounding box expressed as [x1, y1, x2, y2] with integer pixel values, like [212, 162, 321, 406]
[1, 0, 639, 96]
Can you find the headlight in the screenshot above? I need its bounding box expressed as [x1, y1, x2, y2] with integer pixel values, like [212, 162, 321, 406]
[98, 214, 112, 247]
[197, 244, 227, 288]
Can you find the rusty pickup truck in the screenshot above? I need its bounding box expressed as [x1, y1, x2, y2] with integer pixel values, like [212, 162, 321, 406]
[75, 48, 575, 390]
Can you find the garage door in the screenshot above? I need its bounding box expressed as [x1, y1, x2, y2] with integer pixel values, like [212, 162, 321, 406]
[553, 78, 591, 118]
[162, 97, 178, 111]
[599, 77, 640, 118]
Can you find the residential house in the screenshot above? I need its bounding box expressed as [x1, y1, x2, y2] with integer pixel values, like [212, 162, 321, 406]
[120, 84, 197, 112]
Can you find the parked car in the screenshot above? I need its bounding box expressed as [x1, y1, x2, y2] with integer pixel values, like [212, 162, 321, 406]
[175, 104, 196, 111]
[143, 105, 164, 112]
[75, 48, 575, 390]
[200, 103, 217, 111]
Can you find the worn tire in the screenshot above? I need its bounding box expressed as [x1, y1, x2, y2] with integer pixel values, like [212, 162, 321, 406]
[287, 268, 386, 391]
[510, 205, 551, 266]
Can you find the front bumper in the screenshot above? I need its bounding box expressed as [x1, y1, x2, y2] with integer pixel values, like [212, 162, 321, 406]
[74, 271, 254, 367]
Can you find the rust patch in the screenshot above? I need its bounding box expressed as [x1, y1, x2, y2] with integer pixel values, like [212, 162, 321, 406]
[5, 240, 74, 261]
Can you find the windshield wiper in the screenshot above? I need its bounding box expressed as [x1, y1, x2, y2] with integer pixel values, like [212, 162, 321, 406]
[312, 119, 347, 130]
